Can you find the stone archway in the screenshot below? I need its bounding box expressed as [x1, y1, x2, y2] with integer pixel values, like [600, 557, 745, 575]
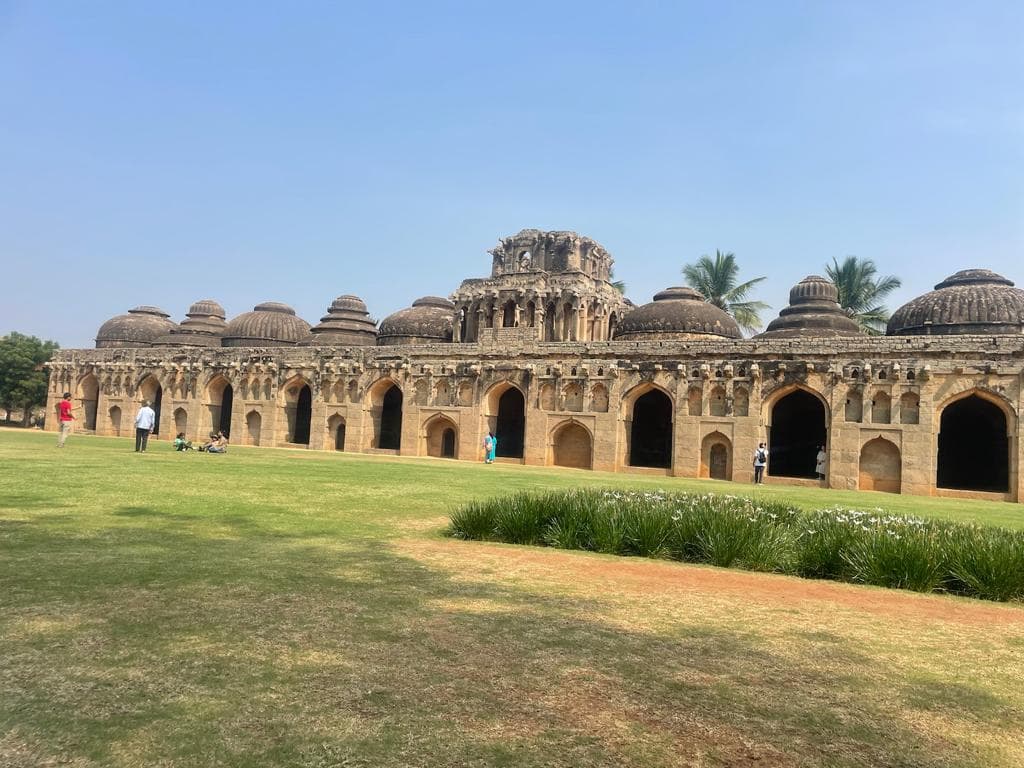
[626, 386, 673, 469]
[701, 432, 732, 481]
[937, 394, 1009, 492]
[859, 437, 901, 493]
[138, 376, 163, 436]
[282, 378, 313, 445]
[552, 421, 592, 469]
[245, 410, 262, 446]
[366, 379, 404, 450]
[768, 388, 827, 479]
[327, 414, 346, 451]
[425, 415, 458, 459]
[206, 375, 234, 438]
[77, 374, 99, 431]
[173, 407, 188, 437]
[494, 387, 525, 458]
[502, 299, 517, 328]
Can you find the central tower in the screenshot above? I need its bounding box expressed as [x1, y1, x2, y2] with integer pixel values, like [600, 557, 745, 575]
[451, 229, 629, 343]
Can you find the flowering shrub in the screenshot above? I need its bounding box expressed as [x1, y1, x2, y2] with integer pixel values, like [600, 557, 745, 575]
[447, 490, 1024, 603]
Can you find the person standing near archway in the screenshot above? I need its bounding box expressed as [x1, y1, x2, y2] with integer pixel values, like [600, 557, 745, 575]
[752, 442, 768, 484]
[134, 400, 156, 453]
[56, 392, 74, 447]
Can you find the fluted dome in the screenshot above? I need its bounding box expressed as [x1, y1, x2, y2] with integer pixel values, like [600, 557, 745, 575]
[221, 302, 312, 347]
[301, 294, 378, 346]
[377, 296, 454, 346]
[756, 276, 862, 339]
[96, 306, 176, 348]
[152, 299, 227, 347]
[613, 287, 742, 341]
[887, 269, 1024, 336]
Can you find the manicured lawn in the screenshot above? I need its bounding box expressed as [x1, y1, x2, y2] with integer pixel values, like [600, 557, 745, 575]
[1, 429, 1023, 767]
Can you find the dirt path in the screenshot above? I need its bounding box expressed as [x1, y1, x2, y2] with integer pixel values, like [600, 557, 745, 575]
[398, 537, 1024, 628]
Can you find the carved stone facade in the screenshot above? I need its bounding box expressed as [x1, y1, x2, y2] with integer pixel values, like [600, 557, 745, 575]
[45, 231, 1024, 503]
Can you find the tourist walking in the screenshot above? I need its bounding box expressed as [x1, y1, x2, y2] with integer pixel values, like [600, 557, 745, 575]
[56, 392, 74, 447]
[752, 442, 768, 484]
[134, 400, 156, 452]
[483, 431, 494, 463]
[815, 445, 827, 480]
[489, 432, 498, 463]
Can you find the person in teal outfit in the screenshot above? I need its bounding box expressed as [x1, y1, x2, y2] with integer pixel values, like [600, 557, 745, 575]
[489, 433, 498, 463]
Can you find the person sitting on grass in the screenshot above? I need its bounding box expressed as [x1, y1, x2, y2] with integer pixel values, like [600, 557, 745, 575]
[205, 431, 228, 454]
[173, 432, 193, 451]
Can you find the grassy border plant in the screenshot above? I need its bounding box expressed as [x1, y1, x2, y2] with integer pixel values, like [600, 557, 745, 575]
[448, 489, 1024, 603]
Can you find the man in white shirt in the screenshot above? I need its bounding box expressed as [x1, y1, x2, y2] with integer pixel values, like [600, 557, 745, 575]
[135, 401, 157, 452]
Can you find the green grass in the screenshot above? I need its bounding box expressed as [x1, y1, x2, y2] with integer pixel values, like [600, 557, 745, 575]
[2, 429, 1024, 767]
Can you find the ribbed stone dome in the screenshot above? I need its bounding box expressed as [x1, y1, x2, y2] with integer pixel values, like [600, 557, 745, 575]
[613, 287, 741, 341]
[756, 275, 862, 339]
[221, 302, 312, 347]
[152, 299, 228, 347]
[96, 306, 176, 348]
[377, 296, 455, 346]
[187, 299, 226, 318]
[301, 294, 378, 346]
[887, 269, 1024, 336]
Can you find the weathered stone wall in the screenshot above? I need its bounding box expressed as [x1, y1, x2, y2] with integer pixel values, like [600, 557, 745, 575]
[45, 333, 1024, 503]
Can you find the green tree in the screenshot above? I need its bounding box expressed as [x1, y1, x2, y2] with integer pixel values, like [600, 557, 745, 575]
[681, 250, 769, 335]
[825, 256, 902, 334]
[0, 332, 60, 425]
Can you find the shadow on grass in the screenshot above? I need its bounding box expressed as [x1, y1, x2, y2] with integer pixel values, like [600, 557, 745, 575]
[0, 513, 1017, 768]
[0, 493, 75, 511]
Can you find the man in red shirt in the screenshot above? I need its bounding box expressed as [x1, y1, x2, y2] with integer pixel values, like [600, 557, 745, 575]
[56, 392, 74, 447]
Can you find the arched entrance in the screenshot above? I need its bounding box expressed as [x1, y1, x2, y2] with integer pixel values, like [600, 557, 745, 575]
[859, 438, 901, 493]
[502, 300, 516, 327]
[937, 394, 1009, 492]
[552, 421, 592, 469]
[494, 387, 525, 458]
[207, 377, 234, 438]
[769, 389, 826, 479]
[174, 408, 187, 436]
[378, 385, 403, 449]
[138, 377, 163, 436]
[77, 375, 99, 431]
[245, 410, 262, 446]
[701, 432, 732, 480]
[544, 303, 556, 341]
[328, 414, 346, 451]
[425, 416, 458, 458]
[286, 384, 312, 445]
[628, 388, 673, 468]
[219, 384, 233, 436]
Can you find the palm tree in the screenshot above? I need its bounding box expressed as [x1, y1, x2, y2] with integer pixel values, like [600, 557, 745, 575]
[682, 250, 769, 335]
[825, 256, 901, 334]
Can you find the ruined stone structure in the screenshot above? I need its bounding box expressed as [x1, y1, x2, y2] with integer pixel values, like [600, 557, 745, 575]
[46, 230, 1024, 503]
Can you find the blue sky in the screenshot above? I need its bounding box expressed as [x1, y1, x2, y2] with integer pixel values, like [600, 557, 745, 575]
[2, 1, 1022, 347]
